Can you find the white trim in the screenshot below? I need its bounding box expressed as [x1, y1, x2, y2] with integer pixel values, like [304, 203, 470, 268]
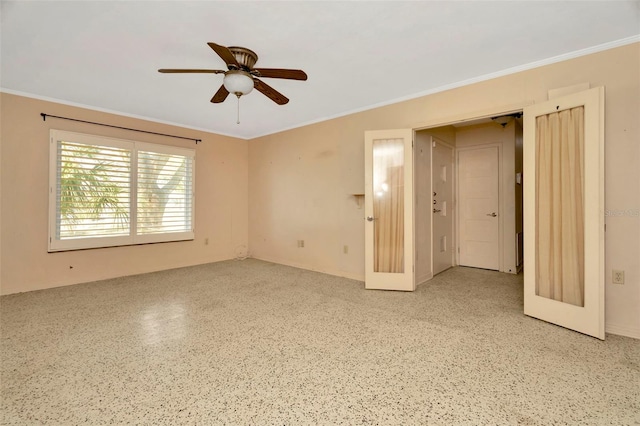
[3, 35, 638, 141]
[251, 255, 365, 283]
[137, 142, 196, 158]
[605, 323, 640, 340]
[247, 35, 640, 139]
[0, 88, 242, 140]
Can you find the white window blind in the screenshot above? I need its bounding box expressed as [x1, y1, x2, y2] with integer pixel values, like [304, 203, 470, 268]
[137, 150, 193, 236]
[49, 130, 195, 252]
[56, 141, 131, 240]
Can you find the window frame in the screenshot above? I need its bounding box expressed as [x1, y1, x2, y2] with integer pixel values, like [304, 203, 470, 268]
[48, 130, 195, 252]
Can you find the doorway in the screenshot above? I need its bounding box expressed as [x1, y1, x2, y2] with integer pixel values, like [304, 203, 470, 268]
[364, 86, 604, 339]
[365, 113, 524, 286]
[413, 117, 523, 280]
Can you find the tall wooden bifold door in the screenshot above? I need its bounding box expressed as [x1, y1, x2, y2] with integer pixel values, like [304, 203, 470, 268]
[523, 87, 605, 339]
[364, 129, 415, 291]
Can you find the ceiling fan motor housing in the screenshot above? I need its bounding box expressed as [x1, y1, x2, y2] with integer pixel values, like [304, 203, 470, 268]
[228, 47, 258, 70]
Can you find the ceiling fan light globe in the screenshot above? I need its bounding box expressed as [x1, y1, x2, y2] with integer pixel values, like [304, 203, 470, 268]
[223, 70, 254, 96]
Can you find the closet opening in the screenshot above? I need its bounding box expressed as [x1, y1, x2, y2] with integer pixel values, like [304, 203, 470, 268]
[414, 113, 524, 285]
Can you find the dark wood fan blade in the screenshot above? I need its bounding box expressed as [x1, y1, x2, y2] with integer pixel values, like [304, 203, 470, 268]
[211, 85, 230, 103]
[253, 68, 307, 81]
[158, 69, 226, 74]
[254, 78, 289, 105]
[207, 43, 239, 68]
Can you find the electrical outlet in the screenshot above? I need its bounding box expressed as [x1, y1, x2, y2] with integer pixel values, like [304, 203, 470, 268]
[298, 240, 305, 248]
[343, 245, 349, 254]
[612, 270, 625, 285]
[204, 238, 209, 245]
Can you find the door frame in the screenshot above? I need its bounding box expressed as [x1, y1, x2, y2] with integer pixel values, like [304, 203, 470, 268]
[415, 105, 526, 275]
[455, 142, 503, 271]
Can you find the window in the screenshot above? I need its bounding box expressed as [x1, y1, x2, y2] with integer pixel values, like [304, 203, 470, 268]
[49, 130, 195, 252]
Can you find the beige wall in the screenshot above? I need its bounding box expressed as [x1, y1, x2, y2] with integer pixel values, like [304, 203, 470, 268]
[0, 93, 248, 294]
[248, 43, 640, 338]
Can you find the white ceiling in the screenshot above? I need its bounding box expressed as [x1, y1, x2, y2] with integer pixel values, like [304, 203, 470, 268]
[2, 1, 639, 139]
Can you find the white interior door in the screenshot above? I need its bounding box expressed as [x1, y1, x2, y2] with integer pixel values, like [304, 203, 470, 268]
[364, 129, 415, 291]
[414, 132, 433, 285]
[523, 87, 605, 339]
[458, 146, 500, 270]
[432, 139, 454, 275]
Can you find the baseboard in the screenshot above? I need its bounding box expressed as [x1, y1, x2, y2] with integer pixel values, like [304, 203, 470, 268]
[0, 254, 238, 296]
[605, 323, 640, 339]
[250, 255, 365, 282]
[416, 273, 434, 286]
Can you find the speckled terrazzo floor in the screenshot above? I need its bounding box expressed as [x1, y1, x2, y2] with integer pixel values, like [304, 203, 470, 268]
[1, 259, 639, 425]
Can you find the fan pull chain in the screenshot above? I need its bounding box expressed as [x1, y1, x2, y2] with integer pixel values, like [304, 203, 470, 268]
[236, 95, 241, 125]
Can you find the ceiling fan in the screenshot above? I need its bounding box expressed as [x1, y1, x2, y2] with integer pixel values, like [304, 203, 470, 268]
[159, 42, 307, 106]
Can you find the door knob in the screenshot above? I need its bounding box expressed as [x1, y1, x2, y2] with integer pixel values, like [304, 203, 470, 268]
[433, 209, 441, 213]
[366, 216, 376, 222]
[486, 212, 497, 217]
